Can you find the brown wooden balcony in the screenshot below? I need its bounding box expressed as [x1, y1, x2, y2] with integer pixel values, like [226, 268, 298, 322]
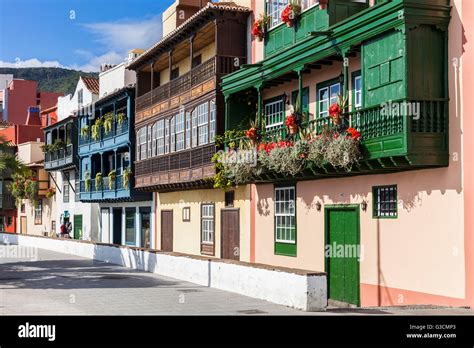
[135, 144, 215, 191]
[135, 55, 245, 124]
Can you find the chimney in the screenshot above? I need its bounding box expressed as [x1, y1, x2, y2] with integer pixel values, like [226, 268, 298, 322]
[26, 106, 41, 126]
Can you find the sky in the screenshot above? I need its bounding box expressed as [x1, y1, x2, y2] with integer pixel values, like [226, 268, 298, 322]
[0, 0, 175, 72]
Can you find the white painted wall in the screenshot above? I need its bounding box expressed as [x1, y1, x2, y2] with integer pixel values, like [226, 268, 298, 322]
[57, 77, 98, 121]
[54, 169, 99, 241]
[99, 63, 136, 98]
[1, 233, 327, 311]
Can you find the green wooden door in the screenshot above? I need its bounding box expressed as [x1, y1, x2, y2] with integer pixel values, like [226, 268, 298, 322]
[325, 206, 360, 306]
[73, 215, 83, 240]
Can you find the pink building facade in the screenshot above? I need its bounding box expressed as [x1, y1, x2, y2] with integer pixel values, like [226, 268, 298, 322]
[221, 0, 473, 308]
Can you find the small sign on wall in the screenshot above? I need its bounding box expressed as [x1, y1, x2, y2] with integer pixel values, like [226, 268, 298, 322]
[182, 207, 191, 222]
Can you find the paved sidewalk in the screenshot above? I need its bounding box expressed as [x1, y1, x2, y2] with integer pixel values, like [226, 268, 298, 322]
[0, 245, 472, 316]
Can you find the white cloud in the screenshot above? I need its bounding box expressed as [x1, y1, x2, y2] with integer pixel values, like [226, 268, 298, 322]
[70, 51, 124, 72]
[82, 15, 163, 54]
[0, 58, 64, 68]
[0, 15, 163, 73]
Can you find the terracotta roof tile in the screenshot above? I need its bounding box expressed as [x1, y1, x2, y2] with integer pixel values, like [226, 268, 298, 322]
[81, 76, 100, 95]
[128, 1, 251, 70]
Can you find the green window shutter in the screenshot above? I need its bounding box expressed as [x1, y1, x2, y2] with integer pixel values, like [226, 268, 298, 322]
[363, 30, 406, 107]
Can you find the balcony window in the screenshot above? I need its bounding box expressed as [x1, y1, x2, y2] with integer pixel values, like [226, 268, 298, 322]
[157, 120, 165, 155]
[170, 116, 176, 152]
[318, 81, 341, 118]
[175, 111, 185, 151]
[192, 109, 198, 148]
[353, 73, 362, 109]
[185, 112, 191, 150]
[151, 123, 157, 157]
[138, 128, 147, 160]
[198, 102, 209, 146]
[265, 98, 285, 131]
[210, 101, 216, 142]
[165, 119, 170, 154]
[267, 0, 289, 29]
[147, 125, 152, 158]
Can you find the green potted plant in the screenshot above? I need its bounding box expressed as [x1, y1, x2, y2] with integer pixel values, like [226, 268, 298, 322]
[84, 171, 91, 192]
[41, 144, 52, 153]
[91, 118, 102, 141]
[103, 113, 113, 134]
[117, 112, 127, 126]
[122, 167, 132, 189]
[108, 170, 116, 190]
[95, 172, 103, 191]
[81, 125, 89, 139]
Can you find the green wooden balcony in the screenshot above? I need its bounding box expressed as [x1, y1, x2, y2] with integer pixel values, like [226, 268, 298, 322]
[225, 97, 448, 183]
[264, 0, 369, 58]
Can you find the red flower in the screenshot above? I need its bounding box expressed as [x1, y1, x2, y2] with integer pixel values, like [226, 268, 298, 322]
[347, 127, 361, 140]
[252, 22, 263, 36]
[329, 103, 341, 118]
[258, 143, 267, 152]
[281, 4, 298, 24]
[265, 142, 277, 154]
[285, 115, 297, 128]
[245, 127, 257, 139]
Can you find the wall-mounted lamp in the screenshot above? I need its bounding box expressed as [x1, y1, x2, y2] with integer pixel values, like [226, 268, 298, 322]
[361, 200, 368, 212]
[316, 201, 322, 212]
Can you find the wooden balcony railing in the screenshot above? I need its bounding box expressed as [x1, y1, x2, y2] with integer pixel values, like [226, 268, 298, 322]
[261, 98, 448, 144]
[135, 144, 215, 178]
[44, 144, 74, 170]
[136, 55, 245, 112]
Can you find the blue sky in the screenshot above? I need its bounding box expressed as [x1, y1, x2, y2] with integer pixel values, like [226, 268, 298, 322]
[0, 0, 175, 71]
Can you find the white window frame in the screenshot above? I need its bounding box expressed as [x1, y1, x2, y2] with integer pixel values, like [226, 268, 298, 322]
[192, 109, 198, 148]
[185, 112, 191, 149]
[197, 102, 209, 146]
[354, 75, 362, 109]
[175, 111, 185, 151]
[152, 122, 158, 156]
[157, 119, 165, 155]
[138, 127, 147, 160]
[318, 82, 341, 118]
[275, 186, 296, 244]
[266, 0, 289, 29]
[170, 116, 176, 153]
[210, 100, 216, 143]
[201, 204, 214, 245]
[265, 99, 285, 131]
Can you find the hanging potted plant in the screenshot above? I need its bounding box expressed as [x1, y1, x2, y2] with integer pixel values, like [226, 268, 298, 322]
[329, 95, 348, 127]
[251, 14, 270, 42]
[117, 112, 127, 126]
[80, 125, 89, 139]
[245, 114, 261, 146]
[91, 118, 102, 141]
[45, 187, 56, 199]
[286, 114, 298, 135]
[95, 172, 103, 192]
[108, 170, 116, 190]
[123, 167, 132, 189]
[103, 112, 113, 134]
[41, 144, 52, 153]
[281, 0, 301, 28]
[84, 171, 91, 192]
